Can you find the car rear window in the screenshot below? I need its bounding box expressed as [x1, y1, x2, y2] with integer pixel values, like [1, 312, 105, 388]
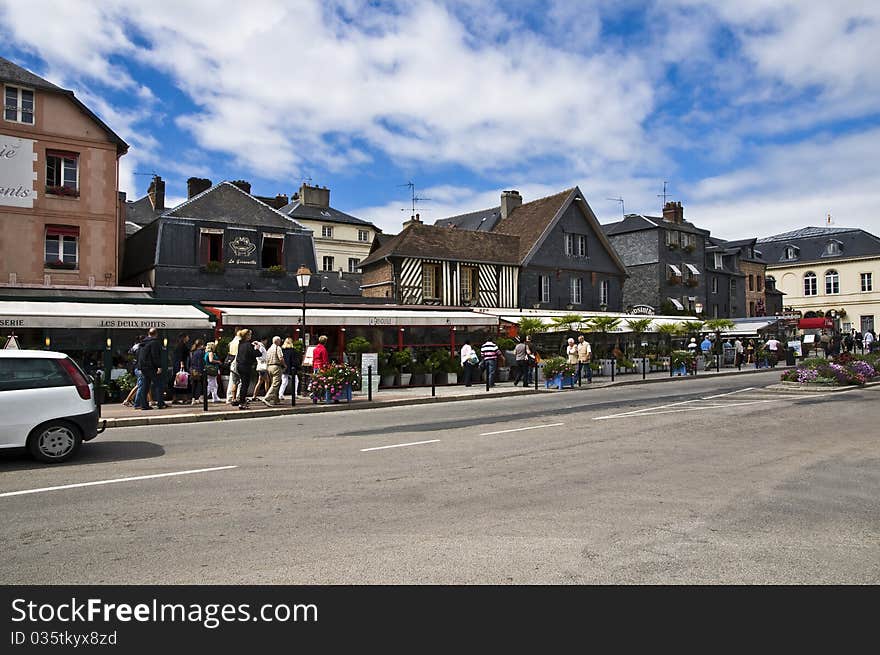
[0, 358, 70, 392]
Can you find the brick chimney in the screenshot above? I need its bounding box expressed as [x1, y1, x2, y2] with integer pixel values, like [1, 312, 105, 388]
[147, 175, 165, 211]
[500, 190, 522, 219]
[231, 179, 251, 194]
[663, 201, 684, 224]
[187, 177, 212, 198]
[299, 183, 330, 208]
[402, 213, 422, 230]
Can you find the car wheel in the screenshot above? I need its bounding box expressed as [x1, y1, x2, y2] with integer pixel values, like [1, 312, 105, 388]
[27, 421, 82, 463]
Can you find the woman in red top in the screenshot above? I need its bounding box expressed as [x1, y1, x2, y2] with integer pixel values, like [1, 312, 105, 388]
[312, 335, 330, 372]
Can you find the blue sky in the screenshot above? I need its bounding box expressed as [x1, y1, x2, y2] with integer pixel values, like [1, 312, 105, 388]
[3, 0, 879, 238]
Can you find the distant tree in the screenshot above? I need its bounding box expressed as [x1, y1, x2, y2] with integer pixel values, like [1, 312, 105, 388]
[586, 316, 622, 357]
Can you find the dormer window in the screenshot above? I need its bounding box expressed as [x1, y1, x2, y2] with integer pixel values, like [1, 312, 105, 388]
[822, 240, 842, 256]
[782, 245, 799, 261]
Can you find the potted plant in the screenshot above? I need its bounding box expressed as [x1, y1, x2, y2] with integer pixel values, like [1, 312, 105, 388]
[542, 356, 576, 389]
[667, 275, 682, 285]
[670, 350, 694, 376]
[262, 264, 287, 277]
[204, 260, 225, 274]
[392, 348, 413, 386]
[444, 356, 461, 385]
[378, 352, 396, 387]
[345, 336, 371, 371]
[409, 360, 428, 385]
[308, 362, 359, 403]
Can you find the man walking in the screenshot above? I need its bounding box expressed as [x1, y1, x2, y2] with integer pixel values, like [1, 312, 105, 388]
[225, 329, 243, 405]
[262, 336, 285, 406]
[136, 327, 167, 410]
[480, 338, 501, 387]
[765, 335, 781, 367]
[235, 330, 258, 410]
[734, 337, 744, 370]
[576, 335, 592, 384]
[513, 337, 531, 386]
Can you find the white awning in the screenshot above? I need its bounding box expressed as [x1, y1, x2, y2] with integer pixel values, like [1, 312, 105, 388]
[474, 308, 698, 333]
[212, 306, 499, 328]
[723, 319, 779, 336]
[685, 263, 700, 275]
[668, 264, 682, 276]
[667, 298, 684, 310]
[0, 301, 214, 330]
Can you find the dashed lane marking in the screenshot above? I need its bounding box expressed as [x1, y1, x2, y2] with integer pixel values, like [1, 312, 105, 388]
[360, 439, 441, 452]
[479, 422, 565, 436]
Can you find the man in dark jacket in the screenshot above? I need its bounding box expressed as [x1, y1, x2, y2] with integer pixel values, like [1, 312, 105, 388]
[235, 330, 258, 410]
[136, 328, 167, 409]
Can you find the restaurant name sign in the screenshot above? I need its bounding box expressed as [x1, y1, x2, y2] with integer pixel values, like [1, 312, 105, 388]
[0, 134, 37, 208]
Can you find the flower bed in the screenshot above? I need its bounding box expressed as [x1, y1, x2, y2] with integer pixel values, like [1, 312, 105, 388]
[781, 353, 878, 386]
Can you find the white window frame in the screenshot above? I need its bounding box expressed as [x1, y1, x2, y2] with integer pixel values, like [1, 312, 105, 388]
[824, 269, 839, 295]
[784, 246, 798, 260]
[348, 257, 360, 273]
[4, 84, 34, 124]
[714, 253, 723, 269]
[823, 240, 841, 256]
[599, 279, 609, 306]
[861, 272, 873, 292]
[357, 229, 369, 242]
[564, 233, 574, 256]
[711, 276, 718, 294]
[570, 278, 582, 304]
[46, 151, 80, 193]
[423, 264, 441, 300]
[540, 275, 551, 303]
[804, 271, 817, 296]
[321, 225, 333, 238]
[44, 233, 79, 267]
[668, 264, 682, 277]
[576, 235, 587, 257]
[322, 256, 334, 271]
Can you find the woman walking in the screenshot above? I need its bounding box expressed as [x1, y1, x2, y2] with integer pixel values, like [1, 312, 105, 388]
[279, 337, 301, 399]
[251, 338, 270, 401]
[235, 331, 258, 410]
[204, 341, 222, 402]
[189, 339, 206, 404]
[460, 340, 478, 387]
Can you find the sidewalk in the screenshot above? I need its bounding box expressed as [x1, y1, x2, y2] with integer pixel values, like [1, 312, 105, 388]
[99, 364, 792, 429]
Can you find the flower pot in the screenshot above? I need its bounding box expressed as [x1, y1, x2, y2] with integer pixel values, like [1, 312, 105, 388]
[674, 365, 687, 376]
[545, 373, 575, 389]
[398, 372, 412, 386]
[324, 383, 352, 403]
[380, 374, 395, 387]
[497, 367, 510, 382]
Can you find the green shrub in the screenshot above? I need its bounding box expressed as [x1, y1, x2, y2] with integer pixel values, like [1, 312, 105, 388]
[345, 336, 372, 354]
[542, 356, 575, 378]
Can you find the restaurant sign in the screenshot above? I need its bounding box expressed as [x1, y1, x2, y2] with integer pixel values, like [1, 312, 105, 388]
[0, 134, 36, 208]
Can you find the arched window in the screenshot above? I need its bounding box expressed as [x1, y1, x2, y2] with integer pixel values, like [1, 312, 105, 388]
[825, 269, 839, 294]
[804, 271, 817, 296]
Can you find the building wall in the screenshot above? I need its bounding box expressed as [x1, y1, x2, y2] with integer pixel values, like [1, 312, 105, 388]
[361, 260, 394, 299]
[771, 256, 880, 333]
[739, 260, 767, 316]
[1, 88, 122, 287]
[294, 217, 376, 272]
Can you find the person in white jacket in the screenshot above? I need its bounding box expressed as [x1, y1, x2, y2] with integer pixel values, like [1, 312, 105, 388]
[460, 340, 478, 387]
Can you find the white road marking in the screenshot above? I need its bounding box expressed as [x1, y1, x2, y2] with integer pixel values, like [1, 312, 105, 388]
[360, 439, 441, 452]
[0, 466, 238, 499]
[701, 387, 755, 400]
[593, 386, 785, 421]
[480, 422, 565, 436]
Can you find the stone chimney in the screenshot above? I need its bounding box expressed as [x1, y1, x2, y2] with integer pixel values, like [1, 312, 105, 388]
[187, 177, 212, 198]
[663, 201, 684, 224]
[402, 213, 422, 230]
[500, 190, 522, 219]
[299, 183, 330, 208]
[231, 179, 251, 194]
[147, 175, 165, 211]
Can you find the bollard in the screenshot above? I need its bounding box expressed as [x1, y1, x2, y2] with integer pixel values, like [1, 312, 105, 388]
[610, 359, 615, 383]
[94, 371, 102, 419]
[716, 353, 720, 373]
[534, 363, 539, 391]
[367, 366, 372, 402]
[642, 357, 646, 380]
[291, 372, 296, 407]
[669, 361, 673, 377]
[203, 373, 208, 412]
[431, 370, 436, 397]
[485, 365, 490, 392]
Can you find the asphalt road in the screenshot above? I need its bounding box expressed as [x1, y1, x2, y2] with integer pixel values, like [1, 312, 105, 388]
[2, 369, 878, 584]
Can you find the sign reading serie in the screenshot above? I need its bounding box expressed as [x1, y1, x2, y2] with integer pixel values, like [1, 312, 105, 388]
[0, 134, 36, 208]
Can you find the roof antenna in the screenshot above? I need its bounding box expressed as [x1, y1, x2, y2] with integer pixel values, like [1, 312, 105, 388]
[398, 181, 431, 218]
[657, 181, 668, 210]
[607, 197, 625, 218]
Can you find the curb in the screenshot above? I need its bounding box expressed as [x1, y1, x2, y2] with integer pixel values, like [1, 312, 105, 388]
[102, 366, 794, 429]
[764, 380, 880, 394]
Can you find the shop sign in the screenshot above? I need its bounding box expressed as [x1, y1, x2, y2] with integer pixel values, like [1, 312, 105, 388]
[97, 319, 169, 328]
[227, 236, 257, 265]
[368, 317, 395, 326]
[0, 134, 36, 208]
[627, 305, 655, 315]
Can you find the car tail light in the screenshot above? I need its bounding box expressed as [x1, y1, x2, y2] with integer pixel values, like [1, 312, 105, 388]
[59, 358, 92, 400]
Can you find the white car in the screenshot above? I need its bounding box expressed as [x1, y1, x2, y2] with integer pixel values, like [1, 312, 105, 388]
[0, 350, 104, 463]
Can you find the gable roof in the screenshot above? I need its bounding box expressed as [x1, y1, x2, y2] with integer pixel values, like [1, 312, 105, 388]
[489, 189, 574, 262]
[126, 195, 162, 227]
[359, 223, 520, 268]
[162, 181, 310, 231]
[435, 206, 502, 231]
[0, 56, 128, 154]
[280, 199, 379, 230]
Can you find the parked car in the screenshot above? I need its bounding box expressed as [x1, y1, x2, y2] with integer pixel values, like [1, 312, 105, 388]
[0, 350, 104, 463]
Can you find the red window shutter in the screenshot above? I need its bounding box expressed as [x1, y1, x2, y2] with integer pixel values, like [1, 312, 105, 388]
[46, 225, 80, 237]
[199, 233, 210, 265]
[45, 149, 78, 160]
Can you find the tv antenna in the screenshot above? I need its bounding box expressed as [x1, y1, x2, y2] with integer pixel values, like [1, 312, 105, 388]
[657, 181, 669, 208]
[399, 181, 431, 217]
[607, 197, 625, 218]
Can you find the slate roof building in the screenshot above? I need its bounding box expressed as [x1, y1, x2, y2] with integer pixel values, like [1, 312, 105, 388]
[279, 183, 381, 275]
[757, 226, 880, 334]
[430, 187, 629, 311]
[121, 180, 328, 303]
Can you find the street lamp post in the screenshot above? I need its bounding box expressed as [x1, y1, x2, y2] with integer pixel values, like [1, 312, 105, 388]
[295, 265, 312, 405]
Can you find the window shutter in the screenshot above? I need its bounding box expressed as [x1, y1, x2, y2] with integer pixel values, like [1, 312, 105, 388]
[46, 225, 80, 237]
[199, 233, 210, 265]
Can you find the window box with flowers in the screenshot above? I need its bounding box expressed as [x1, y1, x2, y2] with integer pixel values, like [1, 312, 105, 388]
[683, 244, 696, 253]
[45, 185, 80, 198]
[45, 260, 77, 270]
[201, 260, 225, 274]
[542, 356, 576, 389]
[667, 275, 682, 285]
[685, 277, 699, 287]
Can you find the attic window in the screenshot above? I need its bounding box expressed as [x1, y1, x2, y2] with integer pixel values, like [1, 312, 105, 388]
[783, 245, 799, 260]
[822, 240, 842, 256]
[261, 235, 283, 268]
[4, 85, 34, 124]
